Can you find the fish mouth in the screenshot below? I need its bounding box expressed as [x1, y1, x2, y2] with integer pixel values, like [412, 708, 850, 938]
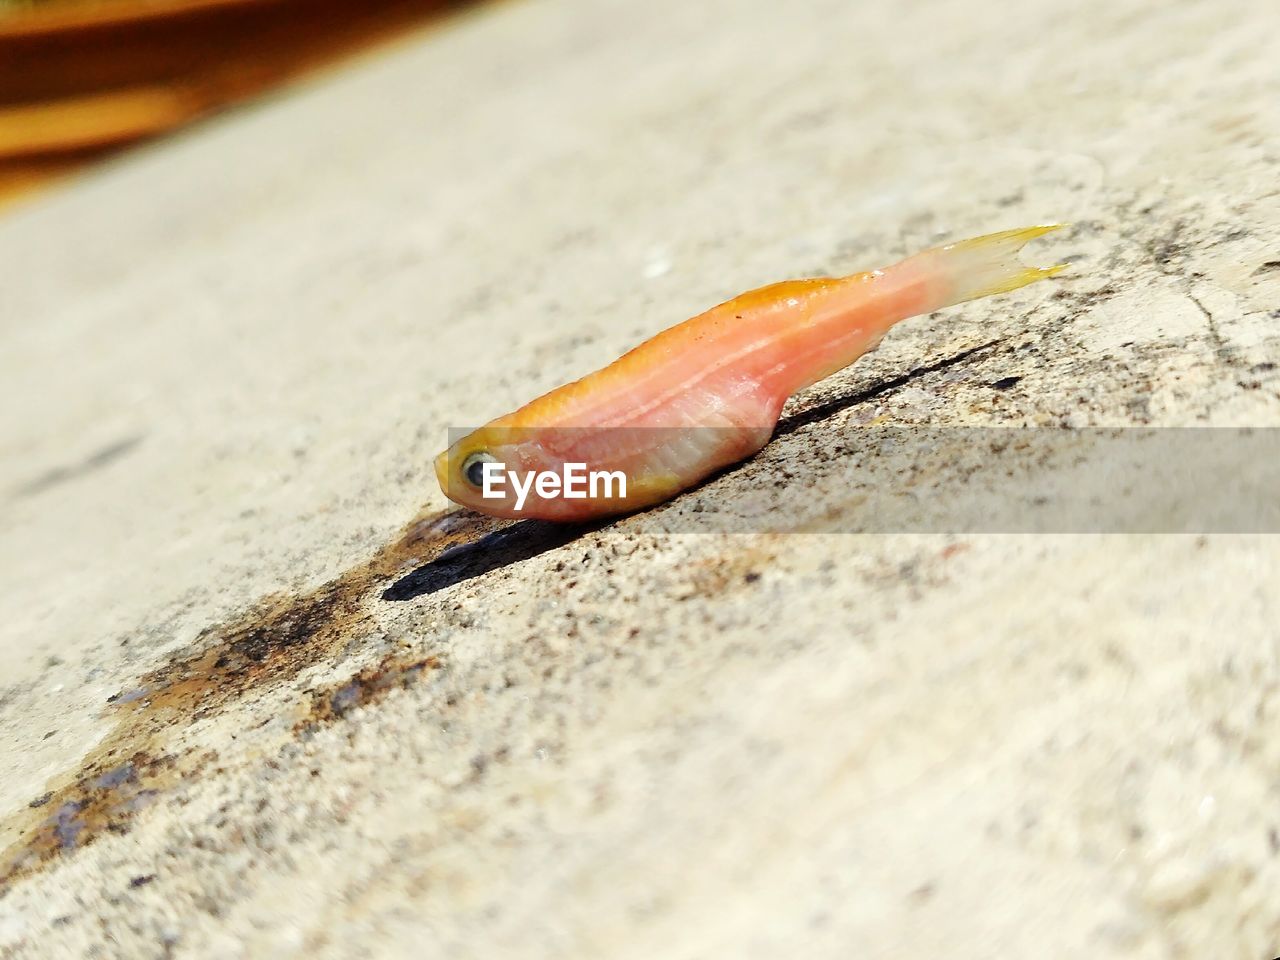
[433, 451, 454, 499]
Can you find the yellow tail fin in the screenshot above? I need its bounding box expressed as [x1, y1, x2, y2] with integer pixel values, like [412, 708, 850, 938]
[931, 224, 1068, 306]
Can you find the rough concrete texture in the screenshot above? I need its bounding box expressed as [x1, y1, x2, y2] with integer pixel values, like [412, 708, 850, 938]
[2, 0, 1279, 956]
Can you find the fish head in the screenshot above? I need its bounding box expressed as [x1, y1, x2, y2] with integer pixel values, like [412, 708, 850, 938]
[434, 424, 578, 519]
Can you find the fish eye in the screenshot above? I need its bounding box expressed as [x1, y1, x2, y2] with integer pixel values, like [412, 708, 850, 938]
[461, 451, 498, 488]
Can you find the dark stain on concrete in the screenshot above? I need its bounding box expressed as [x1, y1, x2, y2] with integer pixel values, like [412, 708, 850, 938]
[0, 506, 523, 895]
[296, 653, 442, 732]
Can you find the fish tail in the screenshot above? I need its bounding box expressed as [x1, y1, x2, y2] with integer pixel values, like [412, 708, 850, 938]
[927, 224, 1068, 307]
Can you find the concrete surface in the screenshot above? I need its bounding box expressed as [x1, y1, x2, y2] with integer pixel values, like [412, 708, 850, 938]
[2, 0, 1279, 956]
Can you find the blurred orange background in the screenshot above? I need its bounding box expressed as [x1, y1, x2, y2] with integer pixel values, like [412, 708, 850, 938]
[0, 0, 474, 208]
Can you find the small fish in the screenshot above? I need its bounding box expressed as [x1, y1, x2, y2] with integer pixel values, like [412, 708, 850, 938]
[436, 225, 1066, 520]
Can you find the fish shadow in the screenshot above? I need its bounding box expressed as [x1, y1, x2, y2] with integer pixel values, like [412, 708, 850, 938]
[772, 338, 1003, 440]
[381, 517, 596, 601]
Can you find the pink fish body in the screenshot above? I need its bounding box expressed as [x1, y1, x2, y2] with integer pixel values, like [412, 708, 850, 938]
[436, 225, 1065, 520]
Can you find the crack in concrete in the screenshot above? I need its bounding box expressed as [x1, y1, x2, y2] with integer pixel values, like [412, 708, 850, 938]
[1183, 287, 1242, 369]
[1140, 212, 1249, 372]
